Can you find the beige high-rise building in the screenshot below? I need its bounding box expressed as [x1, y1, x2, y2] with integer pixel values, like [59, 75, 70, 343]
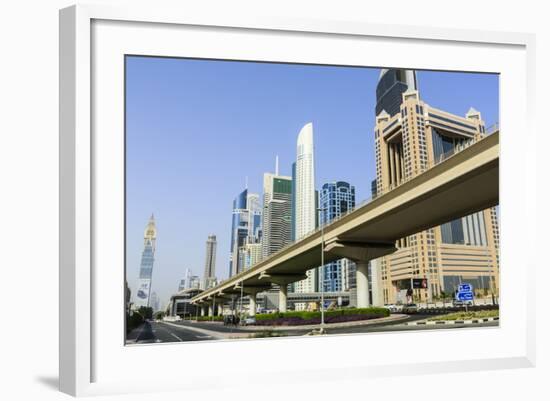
[373, 71, 500, 304]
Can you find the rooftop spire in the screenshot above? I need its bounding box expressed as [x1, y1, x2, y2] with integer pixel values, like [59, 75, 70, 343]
[275, 155, 279, 176]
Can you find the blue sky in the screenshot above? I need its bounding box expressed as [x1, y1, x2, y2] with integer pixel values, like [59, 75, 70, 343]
[125, 56, 499, 307]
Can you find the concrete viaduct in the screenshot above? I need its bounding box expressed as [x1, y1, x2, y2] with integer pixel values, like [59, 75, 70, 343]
[191, 132, 499, 317]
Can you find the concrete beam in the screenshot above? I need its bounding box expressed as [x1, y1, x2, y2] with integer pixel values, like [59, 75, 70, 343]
[258, 272, 307, 285]
[324, 239, 397, 262]
[241, 285, 272, 295]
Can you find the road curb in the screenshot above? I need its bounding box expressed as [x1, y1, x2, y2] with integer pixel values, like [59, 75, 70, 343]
[405, 317, 499, 326]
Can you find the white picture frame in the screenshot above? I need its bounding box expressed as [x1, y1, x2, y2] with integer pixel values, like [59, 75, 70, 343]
[59, 3, 536, 397]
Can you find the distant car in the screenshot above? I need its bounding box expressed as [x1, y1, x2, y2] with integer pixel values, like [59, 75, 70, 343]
[384, 304, 404, 313]
[402, 303, 418, 314]
[223, 314, 240, 326]
[243, 317, 256, 325]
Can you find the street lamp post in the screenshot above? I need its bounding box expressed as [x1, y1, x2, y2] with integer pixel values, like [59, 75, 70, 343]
[240, 280, 244, 325]
[317, 207, 327, 334]
[212, 294, 216, 321]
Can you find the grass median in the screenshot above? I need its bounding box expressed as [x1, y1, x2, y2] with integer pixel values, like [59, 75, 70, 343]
[428, 309, 499, 321]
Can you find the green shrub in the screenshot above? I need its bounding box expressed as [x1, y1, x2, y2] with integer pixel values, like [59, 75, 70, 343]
[255, 307, 389, 322]
[126, 311, 144, 333]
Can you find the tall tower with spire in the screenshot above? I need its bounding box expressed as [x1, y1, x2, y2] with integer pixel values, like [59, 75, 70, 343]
[134, 214, 157, 308]
[293, 122, 318, 299]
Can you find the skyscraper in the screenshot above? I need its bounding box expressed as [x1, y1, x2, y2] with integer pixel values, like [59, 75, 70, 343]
[293, 122, 318, 297]
[189, 275, 201, 289]
[149, 291, 160, 312]
[203, 234, 217, 289]
[373, 70, 500, 304]
[229, 189, 262, 276]
[238, 242, 263, 271]
[134, 214, 157, 308]
[229, 189, 249, 277]
[319, 181, 356, 292]
[375, 69, 417, 117]
[261, 161, 293, 259]
[177, 268, 191, 292]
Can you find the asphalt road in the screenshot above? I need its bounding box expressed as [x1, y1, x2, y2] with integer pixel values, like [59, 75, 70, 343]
[127, 314, 498, 344]
[126, 321, 217, 344]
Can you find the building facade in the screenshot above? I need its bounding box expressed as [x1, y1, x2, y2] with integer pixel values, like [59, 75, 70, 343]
[134, 214, 157, 308]
[375, 69, 418, 117]
[189, 275, 201, 289]
[203, 234, 217, 289]
[293, 123, 318, 297]
[238, 242, 263, 271]
[373, 70, 500, 304]
[319, 181, 356, 292]
[261, 170, 293, 259]
[229, 189, 262, 276]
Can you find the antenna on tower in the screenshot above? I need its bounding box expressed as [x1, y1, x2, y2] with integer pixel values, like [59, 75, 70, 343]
[245, 176, 249, 189]
[275, 155, 279, 176]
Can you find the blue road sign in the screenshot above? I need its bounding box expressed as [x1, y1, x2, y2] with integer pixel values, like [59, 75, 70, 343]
[456, 283, 474, 302]
[458, 283, 473, 293]
[457, 292, 474, 301]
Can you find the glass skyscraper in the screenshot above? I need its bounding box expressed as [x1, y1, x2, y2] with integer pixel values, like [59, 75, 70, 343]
[320, 181, 356, 292]
[293, 123, 318, 297]
[375, 69, 418, 117]
[229, 188, 262, 276]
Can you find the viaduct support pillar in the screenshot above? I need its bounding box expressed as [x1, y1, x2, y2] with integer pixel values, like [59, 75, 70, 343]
[279, 285, 288, 313]
[258, 273, 306, 314]
[356, 262, 370, 308]
[249, 294, 257, 316]
[323, 239, 397, 309]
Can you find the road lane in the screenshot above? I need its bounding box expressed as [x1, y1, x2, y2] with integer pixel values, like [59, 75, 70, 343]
[127, 316, 498, 344]
[127, 321, 216, 344]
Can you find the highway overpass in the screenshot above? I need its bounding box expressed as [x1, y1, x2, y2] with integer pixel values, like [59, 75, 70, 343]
[192, 132, 499, 315]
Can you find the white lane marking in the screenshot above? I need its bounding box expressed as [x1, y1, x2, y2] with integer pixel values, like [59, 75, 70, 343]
[160, 321, 224, 340]
[196, 335, 212, 339]
[170, 333, 183, 342]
